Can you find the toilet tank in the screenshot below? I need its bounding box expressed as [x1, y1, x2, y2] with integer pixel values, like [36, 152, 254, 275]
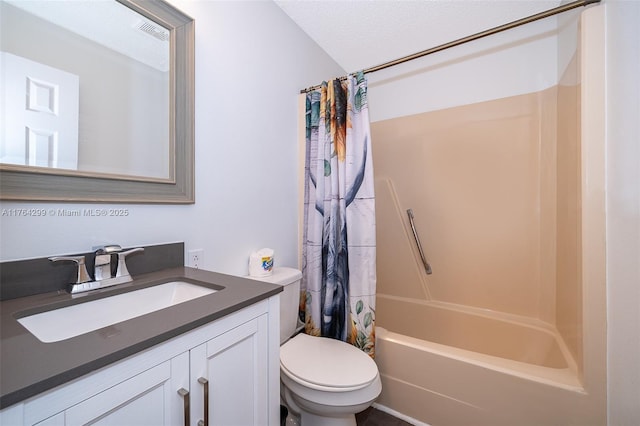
[248, 267, 302, 345]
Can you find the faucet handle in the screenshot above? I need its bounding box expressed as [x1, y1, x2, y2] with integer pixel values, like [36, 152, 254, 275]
[115, 247, 145, 278]
[49, 256, 91, 284]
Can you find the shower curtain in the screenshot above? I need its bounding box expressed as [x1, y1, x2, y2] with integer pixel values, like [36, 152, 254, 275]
[301, 71, 377, 357]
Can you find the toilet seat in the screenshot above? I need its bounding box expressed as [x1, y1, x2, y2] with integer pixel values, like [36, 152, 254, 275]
[280, 333, 378, 392]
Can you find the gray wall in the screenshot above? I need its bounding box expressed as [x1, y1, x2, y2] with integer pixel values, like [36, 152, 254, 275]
[0, 0, 345, 278]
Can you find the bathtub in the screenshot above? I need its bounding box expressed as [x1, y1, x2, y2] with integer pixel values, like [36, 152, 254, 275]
[374, 296, 597, 426]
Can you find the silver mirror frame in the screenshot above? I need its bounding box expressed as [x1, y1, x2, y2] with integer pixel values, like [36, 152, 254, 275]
[0, 0, 195, 203]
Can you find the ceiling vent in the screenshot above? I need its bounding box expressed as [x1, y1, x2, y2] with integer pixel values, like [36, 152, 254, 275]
[135, 20, 169, 42]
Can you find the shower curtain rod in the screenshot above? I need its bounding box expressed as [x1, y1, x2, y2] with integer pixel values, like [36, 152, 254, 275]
[299, 0, 600, 94]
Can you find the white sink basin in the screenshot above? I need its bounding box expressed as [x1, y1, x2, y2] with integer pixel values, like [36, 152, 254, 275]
[17, 281, 217, 343]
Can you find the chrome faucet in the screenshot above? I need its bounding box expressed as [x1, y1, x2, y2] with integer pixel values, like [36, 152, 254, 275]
[50, 245, 144, 294]
[93, 244, 121, 281]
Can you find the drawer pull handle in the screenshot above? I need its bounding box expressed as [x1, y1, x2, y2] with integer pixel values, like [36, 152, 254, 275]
[198, 377, 209, 426]
[178, 388, 190, 426]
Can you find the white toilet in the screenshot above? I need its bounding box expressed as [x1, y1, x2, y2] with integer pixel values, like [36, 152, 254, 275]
[253, 267, 381, 426]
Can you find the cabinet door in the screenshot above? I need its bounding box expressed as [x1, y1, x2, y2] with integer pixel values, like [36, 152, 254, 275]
[190, 315, 269, 426]
[64, 352, 189, 426]
[34, 413, 64, 425]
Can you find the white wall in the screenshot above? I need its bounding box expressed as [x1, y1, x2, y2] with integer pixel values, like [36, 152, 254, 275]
[367, 13, 564, 122]
[605, 0, 640, 423]
[0, 1, 344, 277]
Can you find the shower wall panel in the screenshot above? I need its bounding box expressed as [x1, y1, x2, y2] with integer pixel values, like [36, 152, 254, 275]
[556, 52, 582, 368]
[372, 85, 578, 322]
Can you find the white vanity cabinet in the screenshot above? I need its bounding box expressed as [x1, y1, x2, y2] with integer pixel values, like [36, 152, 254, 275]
[1, 297, 279, 426]
[35, 355, 188, 426]
[189, 315, 270, 426]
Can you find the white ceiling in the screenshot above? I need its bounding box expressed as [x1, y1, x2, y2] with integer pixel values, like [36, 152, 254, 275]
[274, 0, 563, 73]
[6, 0, 170, 72]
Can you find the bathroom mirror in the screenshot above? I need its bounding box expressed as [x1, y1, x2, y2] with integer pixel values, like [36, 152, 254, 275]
[0, 0, 194, 203]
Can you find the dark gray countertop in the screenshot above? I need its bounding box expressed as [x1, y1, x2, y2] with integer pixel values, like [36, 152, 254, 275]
[0, 266, 281, 409]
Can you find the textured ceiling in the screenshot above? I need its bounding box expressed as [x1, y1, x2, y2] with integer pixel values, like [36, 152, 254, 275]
[275, 0, 562, 73]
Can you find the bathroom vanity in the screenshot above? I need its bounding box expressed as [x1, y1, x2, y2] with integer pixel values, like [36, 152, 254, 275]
[0, 262, 282, 425]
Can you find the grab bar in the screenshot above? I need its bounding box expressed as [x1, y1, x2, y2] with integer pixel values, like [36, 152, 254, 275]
[406, 209, 433, 275]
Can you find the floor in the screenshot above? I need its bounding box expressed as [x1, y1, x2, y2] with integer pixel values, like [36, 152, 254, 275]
[356, 407, 413, 426]
[282, 405, 412, 426]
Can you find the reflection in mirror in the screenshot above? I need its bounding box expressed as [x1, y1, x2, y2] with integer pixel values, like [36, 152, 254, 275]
[1, 0, 171, 180]
[0, 0, 194, 203]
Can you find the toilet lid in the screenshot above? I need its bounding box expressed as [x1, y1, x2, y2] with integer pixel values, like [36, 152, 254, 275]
[280, 333, 378, 390]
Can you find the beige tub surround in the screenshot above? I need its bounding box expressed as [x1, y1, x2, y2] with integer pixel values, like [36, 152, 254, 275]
[376, 326, 598, 426]
[374, 87, 561, 320]
[370, 6, 606, 425]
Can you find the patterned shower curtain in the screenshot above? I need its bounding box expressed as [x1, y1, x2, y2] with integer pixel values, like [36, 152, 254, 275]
[301, 71, 376, 357]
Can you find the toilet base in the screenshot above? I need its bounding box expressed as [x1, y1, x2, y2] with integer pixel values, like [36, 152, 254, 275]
[283, 384, 375, 426]
[300, 411, 356, 426]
